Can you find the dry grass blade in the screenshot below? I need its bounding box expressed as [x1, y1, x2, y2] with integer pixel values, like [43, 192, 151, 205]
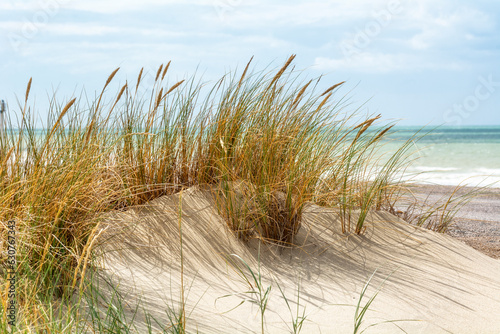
[25, 77, 33, 102]
[154, 87, 164, 110]
[136, 67, 144, 92]
[166, 80, 185, 95]
[105, 67, 120, 88]
[315, 92, 332, 112]
[268, 54, 296, 89]
[92, 67, 120, 125]
[162, 60, 171, 80]
[373, 124, 395, 142]
[352, 115, 381, 142]
[320, 81, 345, 97]
[155, 64, 164, 82]
[353, 114, 381, 131]
[116, 83, 127, 102]
[47, 97, 76, 138]
[110, 83, 128, 111]
[238, 56, 254, 88]
[292, 80, 313, 106]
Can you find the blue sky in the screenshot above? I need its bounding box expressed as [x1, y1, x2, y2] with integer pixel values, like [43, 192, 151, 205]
[1, 0, 499, 126]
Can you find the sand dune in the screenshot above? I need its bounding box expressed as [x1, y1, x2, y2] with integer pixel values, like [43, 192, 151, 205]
[95, 186, 500, 333]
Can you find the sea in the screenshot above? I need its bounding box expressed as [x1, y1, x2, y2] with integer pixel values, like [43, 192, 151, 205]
[384, 126, 500, 188]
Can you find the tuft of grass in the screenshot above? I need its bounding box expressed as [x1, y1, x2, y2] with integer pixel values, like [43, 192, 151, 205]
[221, 250, 273, 334]
[387, 182, 488, 233]
[277, 280, 307, 334]
[0, 57, 452, 331]
[351, 269, 420, 334]
[353, 270, 382, 334]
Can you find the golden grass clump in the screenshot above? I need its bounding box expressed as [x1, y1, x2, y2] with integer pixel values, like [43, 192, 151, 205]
[0, 57, 425, 330]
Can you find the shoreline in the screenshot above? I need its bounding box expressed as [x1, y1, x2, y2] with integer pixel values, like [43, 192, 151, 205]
[405, 183, 500, 259]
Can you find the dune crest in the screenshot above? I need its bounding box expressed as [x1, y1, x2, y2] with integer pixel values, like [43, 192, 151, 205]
[97, 186, 500, 333]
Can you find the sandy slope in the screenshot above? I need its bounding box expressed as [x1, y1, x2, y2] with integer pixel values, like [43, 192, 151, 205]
[95, 186, 500, 333]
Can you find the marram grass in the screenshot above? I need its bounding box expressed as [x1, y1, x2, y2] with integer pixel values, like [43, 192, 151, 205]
[0, 56, 463, 332]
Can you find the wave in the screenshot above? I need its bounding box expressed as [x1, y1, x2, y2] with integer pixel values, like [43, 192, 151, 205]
[403, 171, 500, 188]
[409, 166, 459, 172]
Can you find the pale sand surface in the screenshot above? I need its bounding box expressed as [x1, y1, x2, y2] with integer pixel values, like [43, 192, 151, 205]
[95, 186, 500, 333]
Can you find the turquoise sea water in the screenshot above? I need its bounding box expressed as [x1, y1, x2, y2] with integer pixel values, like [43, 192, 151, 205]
[385, 126, 500, 187]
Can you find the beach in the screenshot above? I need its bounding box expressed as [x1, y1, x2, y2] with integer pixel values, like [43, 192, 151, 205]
[381, 126, 500, 258]
[3, 63, 499, 333]
[96, 186, 500, 333]
[408, 184, 500, 259]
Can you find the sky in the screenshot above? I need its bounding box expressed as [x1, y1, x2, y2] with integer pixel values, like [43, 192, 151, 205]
[1, 0, 499, 126]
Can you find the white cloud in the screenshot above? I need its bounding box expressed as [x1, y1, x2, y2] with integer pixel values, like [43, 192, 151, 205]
[46, 23, 121, 36]
[314, 52, 464, 73]
[206, 0, 395, 28]
[0, 0, 212, 13]
[315, 53, 406, 73]
[64, 0, 212, 13]
[0, 21, 120, 36]
[401, 4, 494, 50]
[0, 1, 38, 11]
[43, 23, 186, 37]
[1, 0, 497, 77]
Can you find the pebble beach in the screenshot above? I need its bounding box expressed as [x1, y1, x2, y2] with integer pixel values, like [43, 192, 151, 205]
[409, 184, 500, 259]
